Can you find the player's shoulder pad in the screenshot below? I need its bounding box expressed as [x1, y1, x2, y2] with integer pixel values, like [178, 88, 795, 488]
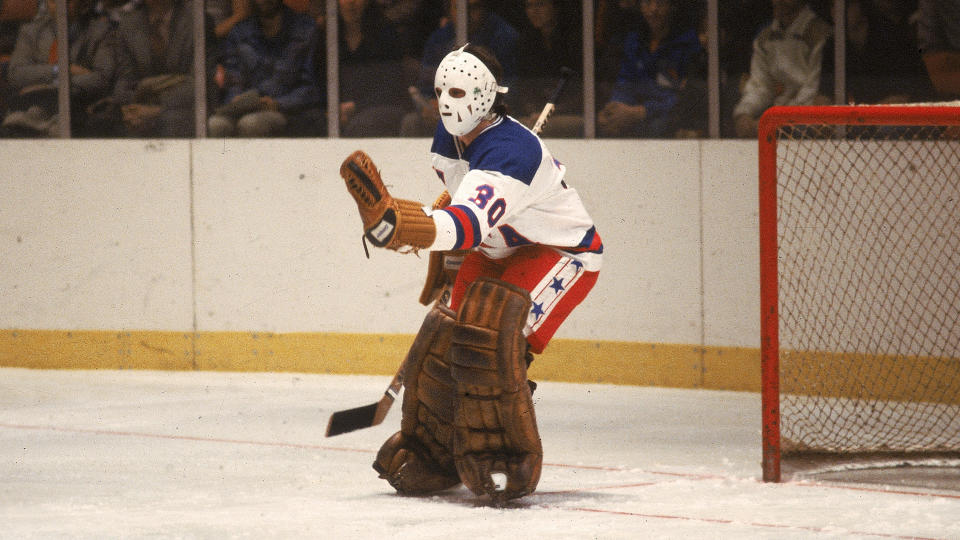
[465, 117, 542, 186]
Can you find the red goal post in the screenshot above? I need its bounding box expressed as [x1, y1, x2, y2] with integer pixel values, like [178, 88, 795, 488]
[758, 104, 960, 483]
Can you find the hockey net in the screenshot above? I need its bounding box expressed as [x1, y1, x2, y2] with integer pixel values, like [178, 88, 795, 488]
[759, 104, 960, 483]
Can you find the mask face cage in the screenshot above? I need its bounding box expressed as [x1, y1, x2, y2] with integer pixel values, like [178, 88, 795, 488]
[434, 47, 508, 136]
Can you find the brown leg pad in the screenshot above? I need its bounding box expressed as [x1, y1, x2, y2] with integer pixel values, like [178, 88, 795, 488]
[373, 304, 460, 495]
[450, 278, 542, 502]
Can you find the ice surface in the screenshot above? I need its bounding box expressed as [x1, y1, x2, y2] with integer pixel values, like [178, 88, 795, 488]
[1, 368, 958, 539]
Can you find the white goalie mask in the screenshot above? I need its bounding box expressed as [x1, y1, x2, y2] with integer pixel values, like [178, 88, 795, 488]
[434, 46, 508, 137]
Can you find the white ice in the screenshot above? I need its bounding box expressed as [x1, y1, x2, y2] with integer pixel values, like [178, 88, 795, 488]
[1, 368, 958, 539]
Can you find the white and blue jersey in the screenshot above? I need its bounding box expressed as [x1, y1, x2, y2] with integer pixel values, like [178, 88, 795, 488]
[427, 115, 603, 272]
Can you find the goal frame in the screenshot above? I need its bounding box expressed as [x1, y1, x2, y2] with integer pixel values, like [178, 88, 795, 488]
[758, 105, 960, 483]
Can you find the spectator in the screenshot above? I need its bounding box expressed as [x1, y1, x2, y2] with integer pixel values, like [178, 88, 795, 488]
[207, 0, 252, 40]
[282, 0, 324, 24]
[597, 0, 704, 138]
[514, 0, 583, 137]
[208, 0, 322, 137]
[1, 7, 29, 118]
[109, 0, 215, 137]
[595, 0, 643, 75]
[398, 0, 519, 137]
[204, 0, 251, 95]
[594, 0, 643, 103]
[825, 0, 930, 104]
[717, 0, 769, 136]
[1, 21, 27, 64]
[1, 0, 119, 137]
[374, 0, 444, 84]
[718, 0, 770, 83]
[917, 0, 960, 98]
[334, 0, 406, 136]
[732, 0, 831, 138]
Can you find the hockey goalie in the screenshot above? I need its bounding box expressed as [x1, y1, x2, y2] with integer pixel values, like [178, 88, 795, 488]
[340, 44, 603, 503]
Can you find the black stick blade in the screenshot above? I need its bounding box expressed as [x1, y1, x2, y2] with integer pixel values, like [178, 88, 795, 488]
[325, 402, 379, 437]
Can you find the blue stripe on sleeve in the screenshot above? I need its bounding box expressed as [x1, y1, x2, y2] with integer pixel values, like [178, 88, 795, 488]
[441, 207, 464, 248]
[443, 205, 483, 249]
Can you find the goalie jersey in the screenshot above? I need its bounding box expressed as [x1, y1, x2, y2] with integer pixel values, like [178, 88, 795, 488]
[428, 115, 603, 272]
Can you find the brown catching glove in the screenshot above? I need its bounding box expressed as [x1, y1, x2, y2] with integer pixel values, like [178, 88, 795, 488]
[340, 150, 437, 254]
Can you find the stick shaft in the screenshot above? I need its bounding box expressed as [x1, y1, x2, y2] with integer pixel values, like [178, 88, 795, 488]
[532, 104, 556, 135]
[531, 68, 574, 135]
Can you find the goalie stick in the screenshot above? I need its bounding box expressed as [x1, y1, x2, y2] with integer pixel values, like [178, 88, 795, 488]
[325, 368, 402, 437]
[531, 66, 575, 135]
[325, 69, 576, 437]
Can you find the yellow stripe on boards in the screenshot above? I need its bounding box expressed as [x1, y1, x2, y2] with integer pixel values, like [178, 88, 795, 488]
[4, 329, 958, 403]
[779, 349, 960, 405]
[0, 329, 762, 390]
[0, 330, 195, 371]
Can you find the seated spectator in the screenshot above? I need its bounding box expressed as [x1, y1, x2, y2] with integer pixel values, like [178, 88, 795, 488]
[917, 0, 960, 98]
[207, 0, 252, 40]
[825, 0, 930, 104]
[399, 0, 518, 137]
[1, 19, 22, 65]
[717, 0, 770, 136]
[1, 2, 32, 127]
[595, 0, 644, 102]
[208, 0, 322, 137]
[718, 0, 770, 84]
[374, 0, 444, 85]
[673, 0, 707, 137]
[732, 0, 831, 138]
[1, 0, 119, 138]
[597, 0, 704, 138]
[204, 0, 251, 94]
[108, 0, 215, 138]
[514, 0, 583, 137]
[282, 0, 324, 24]
[1, 0, 35, 118]
[335, 0, 406, 136]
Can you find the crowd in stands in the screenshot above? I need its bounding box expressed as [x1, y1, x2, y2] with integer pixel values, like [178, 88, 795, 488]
[0, 0, 955, 139]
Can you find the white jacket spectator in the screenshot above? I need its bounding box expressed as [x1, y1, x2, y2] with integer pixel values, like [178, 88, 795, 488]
[732, 3, 831, 137]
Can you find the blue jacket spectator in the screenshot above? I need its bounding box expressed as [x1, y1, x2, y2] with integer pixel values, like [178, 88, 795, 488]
[399, 0, 518, 136]
[513, 0, 584, 137]
[220, 4, 319, 109]
[415, 11, 518, 97]
[337, 0, 406, 136]
[599, 0, 703, 138]
[209, 0, 322, 137]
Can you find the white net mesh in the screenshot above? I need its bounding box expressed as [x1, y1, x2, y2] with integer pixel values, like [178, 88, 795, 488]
[775, 120, 960, 455]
